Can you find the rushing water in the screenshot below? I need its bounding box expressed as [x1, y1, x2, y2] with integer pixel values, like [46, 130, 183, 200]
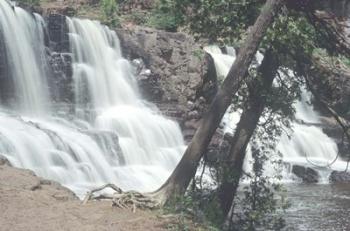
[0, 2, 185, 197]
[0, 1, 49, 114]
[285, 184, 350, 231]
[205, 45, 350, 230]
[204, 45, 349, 180]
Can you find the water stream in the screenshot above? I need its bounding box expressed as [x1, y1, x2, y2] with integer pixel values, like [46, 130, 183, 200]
[204, 45, 349, 179]
[205, 45, 350, 230]
[0, 2, 185, 197]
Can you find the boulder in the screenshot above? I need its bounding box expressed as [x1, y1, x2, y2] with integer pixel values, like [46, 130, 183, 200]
[0, 156, 11, 166]
[329, 170, 350, 183]
[292, 165, 320, 183]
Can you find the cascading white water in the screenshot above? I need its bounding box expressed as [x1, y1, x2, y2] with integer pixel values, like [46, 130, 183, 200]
[205, 45, 348, 182]
[0, 1, 49, 114]
[0, 4, 185, 197]
[67, 18, 186, 191]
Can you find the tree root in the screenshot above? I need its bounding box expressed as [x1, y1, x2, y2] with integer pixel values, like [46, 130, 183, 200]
[82, 184, 162, 212]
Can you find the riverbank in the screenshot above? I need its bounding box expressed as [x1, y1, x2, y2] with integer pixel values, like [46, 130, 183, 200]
[0, 162, 200, 231]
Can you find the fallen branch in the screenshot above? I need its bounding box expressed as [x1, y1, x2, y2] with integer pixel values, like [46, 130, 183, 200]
[82, 184, 162, 212]
[82, 183, 122, 204]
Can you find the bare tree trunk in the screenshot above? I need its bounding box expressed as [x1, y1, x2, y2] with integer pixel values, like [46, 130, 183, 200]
[154, 0, 285, 203]
[217, 49, 279, 217]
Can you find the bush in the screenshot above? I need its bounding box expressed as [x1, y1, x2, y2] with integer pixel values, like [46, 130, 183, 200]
[124, 10, 148, 25]
[146, 0, 183, 32]
[230, 141, 290, 231]
[17, 0, 40, 7]
[100, 0, 119, 27]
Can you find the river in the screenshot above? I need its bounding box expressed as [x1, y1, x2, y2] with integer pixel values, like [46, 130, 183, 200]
[285, 183, 350, 231]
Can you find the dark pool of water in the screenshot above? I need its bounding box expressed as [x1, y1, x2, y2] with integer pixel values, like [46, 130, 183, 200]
[284, 184, 350, 231]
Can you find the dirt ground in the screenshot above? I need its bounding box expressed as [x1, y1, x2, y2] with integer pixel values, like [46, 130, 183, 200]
[0, 164, 188, 231]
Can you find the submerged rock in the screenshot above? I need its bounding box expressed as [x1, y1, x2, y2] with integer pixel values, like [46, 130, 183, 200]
[330, 170, 350, 183]
[292, 165, 320, 183]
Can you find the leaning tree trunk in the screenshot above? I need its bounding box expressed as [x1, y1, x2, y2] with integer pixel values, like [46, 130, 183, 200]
[217, 49, 279, 218]
[154, 0, 286, 203]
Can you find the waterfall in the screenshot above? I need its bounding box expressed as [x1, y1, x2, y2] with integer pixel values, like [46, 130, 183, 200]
[0, 1, 49, 115]
[67, 18, 186, 190]
[205, 45, 349, 182]
[0, 4, 185, 196]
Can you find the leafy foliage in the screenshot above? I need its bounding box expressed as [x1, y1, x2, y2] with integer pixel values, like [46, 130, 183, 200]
[169, 0, 263, 43]
[17, 0, 40, 7]
[231, 141, 289, 231]
[157, 1, 349, 230]
[100, 0, 119, 27]
[146, 0, 184, 31]
[164, 190, 221, 230]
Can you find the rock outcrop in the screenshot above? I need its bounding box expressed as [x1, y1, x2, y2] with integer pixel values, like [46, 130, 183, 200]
[116, 26, 217, 140]
[330, 170, 350, 183]
[45, 14, 74, 104]
[292, 165, 320, 183]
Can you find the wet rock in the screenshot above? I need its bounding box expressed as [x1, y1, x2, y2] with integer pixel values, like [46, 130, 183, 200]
[131, 58, 164, 102]
[330, 171, 350, 183]
[292, 165, 320, 183]
[0, 28, 15, 106]
[0, 156, 11, 166]
[47, 14, 70, 53]
[47, 52, 73, 103]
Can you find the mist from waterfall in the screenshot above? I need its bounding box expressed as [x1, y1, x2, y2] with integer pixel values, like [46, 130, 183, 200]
[204, 45, 349, 182]
[0, 3, 185, 196]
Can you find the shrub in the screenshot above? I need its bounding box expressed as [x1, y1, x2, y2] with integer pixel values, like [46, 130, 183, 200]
[100, 0, 119, 27]
[230, 141, 290, 231]
[146, 0, 183, 32]
[17, 0, 40, 7]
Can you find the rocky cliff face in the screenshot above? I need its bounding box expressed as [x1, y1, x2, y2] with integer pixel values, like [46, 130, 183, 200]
[116, 26, 217, 140]
[46, 14, 73, 104]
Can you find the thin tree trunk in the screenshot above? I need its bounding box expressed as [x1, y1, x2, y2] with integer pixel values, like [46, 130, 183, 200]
[155, 0, 285, 203]
[217, 49, 279, 217]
